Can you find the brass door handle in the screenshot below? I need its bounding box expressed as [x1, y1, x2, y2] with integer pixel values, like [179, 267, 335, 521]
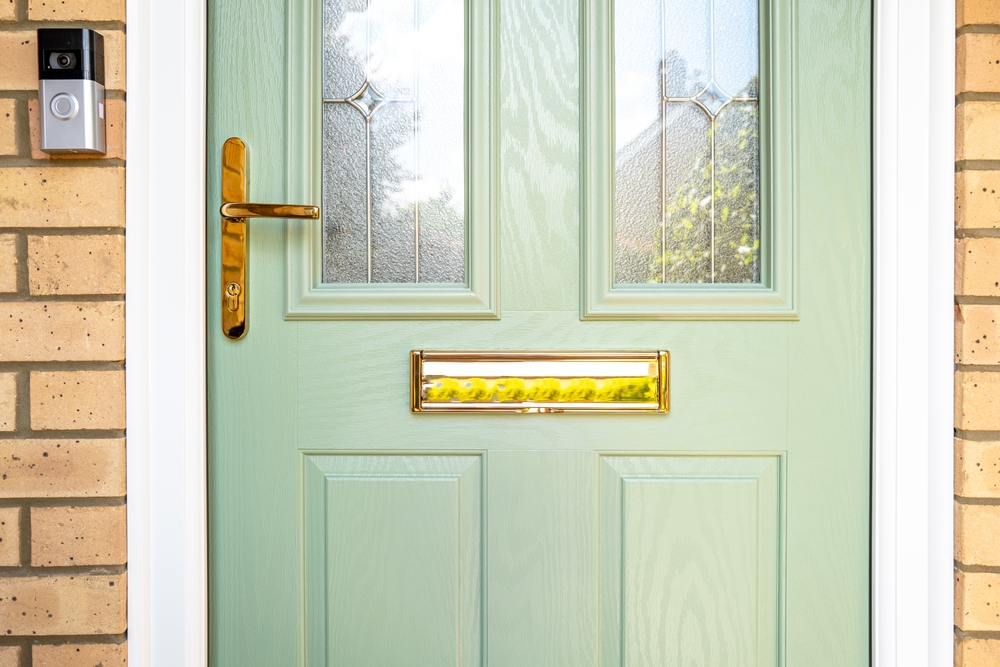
[220, 202, 319, 219]
[220, 137, 319, 340]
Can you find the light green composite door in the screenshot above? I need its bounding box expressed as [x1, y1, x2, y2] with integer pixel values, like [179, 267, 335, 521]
[207, 0, 871, 664]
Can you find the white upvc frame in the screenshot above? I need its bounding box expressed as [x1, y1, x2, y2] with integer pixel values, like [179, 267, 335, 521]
[124, 0, 954, 665]
[873, 0, 955, 664]
[125, 0, 207, 664]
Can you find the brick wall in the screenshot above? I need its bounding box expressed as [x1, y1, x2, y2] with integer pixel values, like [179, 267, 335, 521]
[956, 2, 1000, 665]
[0, 0, 127, 665]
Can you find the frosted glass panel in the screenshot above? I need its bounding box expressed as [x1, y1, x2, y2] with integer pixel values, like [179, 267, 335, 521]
[713, 102, 760, 283]
[614, 0, 760, 285]
[416, 0, 465, 283]
[322, 0, 465, 284]
[370, 102, 416, 283]
[322, 0, 366, 100]
[613, 118, 662, 284]
[615, 0, 663, 148]
[323, 104, 368, 283]
[660, 106, 712, 283]
[661, 0, 710, 98]
[368, 0, 416, 98]
[714, 0, 759, 98]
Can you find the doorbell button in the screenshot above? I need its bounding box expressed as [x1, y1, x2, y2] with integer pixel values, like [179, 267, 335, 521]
[50, 93, 78, 120]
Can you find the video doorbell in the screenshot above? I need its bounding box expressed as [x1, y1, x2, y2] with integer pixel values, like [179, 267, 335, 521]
[37, 28, 106, 155]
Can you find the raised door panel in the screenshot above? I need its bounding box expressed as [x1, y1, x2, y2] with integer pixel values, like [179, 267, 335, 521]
[304, 455, 483, 666]
[599, 455, 782, 666]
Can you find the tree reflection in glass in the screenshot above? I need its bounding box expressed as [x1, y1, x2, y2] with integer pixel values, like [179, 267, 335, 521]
[322, 0, 465, 284]
[614, 0, 759, 284]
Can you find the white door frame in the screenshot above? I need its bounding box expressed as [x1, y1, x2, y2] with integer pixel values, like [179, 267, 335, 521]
[123, 0, 956, 664]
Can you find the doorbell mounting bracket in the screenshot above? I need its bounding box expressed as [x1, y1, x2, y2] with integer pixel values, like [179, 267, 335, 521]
[37, 28, 106, 155]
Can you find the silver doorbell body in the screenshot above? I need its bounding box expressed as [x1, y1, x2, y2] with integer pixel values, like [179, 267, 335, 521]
[37, 29, 106, 155]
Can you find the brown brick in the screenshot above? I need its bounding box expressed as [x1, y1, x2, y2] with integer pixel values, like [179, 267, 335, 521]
[957, 171, 1000, 229]
[957, 439, 1000, 498]
[960, 0, 1000, 27]
[103, 31, 125, 91]
[0, 33, 33, 90]
[34, 643, 127, 667]
[0, 507, 19, 567]
[957, 638, 1000, 667]
[0, 439, 125, 498]
[956, 238, 1000, 297]
[958, 34, 1000, 93]
[0, 647, 19, 667]
[956, 570, 1000, 631]
[28, 234, 125, 295]
[29, 99, 126, 161]
[0, 32, 124, 91]
[0, 0, 14, 21]
[0, 99, 15, 156]
[0, 235, 16, 293]
[956, 305, 1000, 364]
[32, 505, 126, 566]
[957, 102, 1000, 161]
[0, 302, 123, 362]
[0, 167, 124, 229]
[956, 503, 1000, 566]
[28, 235, 125, 295]
[29, 0, 124, 21]
[31, 371, 125, 431]
[956, 372, 1000, 430]
[0, 373, 14, 432]
[0, 573, 125, 635]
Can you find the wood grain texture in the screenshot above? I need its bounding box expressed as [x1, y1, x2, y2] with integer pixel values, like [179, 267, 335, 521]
[783, 0, 872, 663]
[208, 0, 871, 663]
[499, 0, 581, 312]
[600, 456, 781, 667]
[486, 451, 597, 666]
[207, 0, 301, 664]
[295, 312, 788, 451]
[305, 455, 482, 666]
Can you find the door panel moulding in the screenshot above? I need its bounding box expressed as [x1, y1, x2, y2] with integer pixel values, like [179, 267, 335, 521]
[124, 0, 954, 664]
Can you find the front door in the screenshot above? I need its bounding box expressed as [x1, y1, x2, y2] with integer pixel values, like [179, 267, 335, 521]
[208, 0, 871, 664]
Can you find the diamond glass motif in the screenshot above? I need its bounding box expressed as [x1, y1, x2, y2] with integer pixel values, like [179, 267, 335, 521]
[347, 81, 386, 120]
[694, 80, 731, 118]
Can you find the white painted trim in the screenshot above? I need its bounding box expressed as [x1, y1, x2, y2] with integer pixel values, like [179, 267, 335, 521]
[125, 0, 207, 664]
[872, 0, 954, 664]
[124, 0, 953, 664]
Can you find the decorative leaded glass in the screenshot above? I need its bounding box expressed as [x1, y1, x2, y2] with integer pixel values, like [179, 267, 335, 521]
[322, 0, 465, 284]
[614, 0, 760, 284]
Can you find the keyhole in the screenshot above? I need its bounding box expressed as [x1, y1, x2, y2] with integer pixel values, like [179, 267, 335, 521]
[225, 282, 242, 312]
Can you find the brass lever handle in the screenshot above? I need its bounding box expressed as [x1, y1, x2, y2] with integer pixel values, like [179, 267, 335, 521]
[220, 137, 320, 340]
[220, 202, 319, 219]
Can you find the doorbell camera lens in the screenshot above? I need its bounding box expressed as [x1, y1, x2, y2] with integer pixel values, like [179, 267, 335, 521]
[49, 52, 78, 70]
[36, 29, 105, 154]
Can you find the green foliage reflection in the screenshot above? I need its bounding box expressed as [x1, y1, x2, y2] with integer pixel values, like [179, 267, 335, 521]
[652, 85, 760, 284]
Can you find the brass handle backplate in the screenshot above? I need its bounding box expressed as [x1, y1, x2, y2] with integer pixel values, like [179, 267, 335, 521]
[220, 137, 320, 340]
